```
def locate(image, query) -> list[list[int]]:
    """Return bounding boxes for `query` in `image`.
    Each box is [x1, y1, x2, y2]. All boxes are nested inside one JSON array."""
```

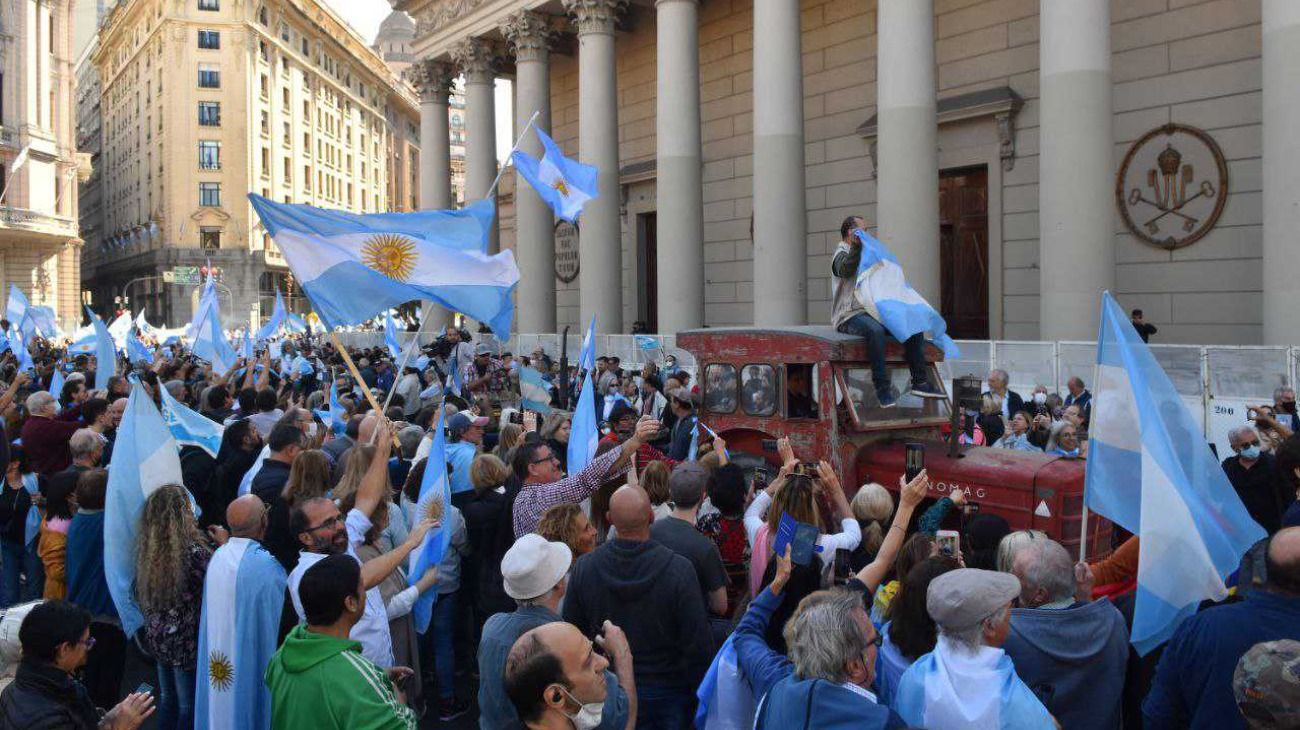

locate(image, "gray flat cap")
[[927, 568, 1020, 630]]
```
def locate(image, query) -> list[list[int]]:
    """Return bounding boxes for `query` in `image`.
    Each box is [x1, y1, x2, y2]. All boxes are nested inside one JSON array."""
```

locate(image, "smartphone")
[[133, 682, 154, 696], [509, 410, 524, 425], [795, 461, 819, 478], [962, 410, 976, 440], [905, 442, 925, 482], [833, 548, 851, 586], [937, 529, 960, 558], [751, 467, 770, 492]]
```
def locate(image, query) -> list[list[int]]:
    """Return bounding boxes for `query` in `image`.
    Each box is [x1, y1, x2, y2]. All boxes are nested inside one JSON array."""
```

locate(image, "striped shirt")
[[513, 446, 628, 538]]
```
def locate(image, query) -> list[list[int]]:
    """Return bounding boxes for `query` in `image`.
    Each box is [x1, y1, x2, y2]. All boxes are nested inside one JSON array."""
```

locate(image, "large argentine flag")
[[1085, 291, 1265, 654], [160, 384, 224, 458], [511, 127, 598, 223], [105, 383, 186, 637], [567, 317, 601, 475], [409, 408, 451, 633], [248, 194, 520, 337], [195, 537, 286, 730], [853, 230, 960, 358], [694, 636, 755, 730]]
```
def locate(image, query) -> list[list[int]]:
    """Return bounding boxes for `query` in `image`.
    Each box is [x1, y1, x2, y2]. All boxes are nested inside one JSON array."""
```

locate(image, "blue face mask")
[[1239, 444, 1261, 461]]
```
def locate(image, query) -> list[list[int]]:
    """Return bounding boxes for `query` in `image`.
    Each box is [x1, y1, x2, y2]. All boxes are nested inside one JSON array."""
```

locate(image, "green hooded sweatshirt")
[[264, 625, 416, 730]]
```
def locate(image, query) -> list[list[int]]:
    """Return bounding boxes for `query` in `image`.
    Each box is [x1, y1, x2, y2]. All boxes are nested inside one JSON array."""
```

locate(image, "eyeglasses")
[[531, 453, 559, 465], [304, 515, 343, 533]]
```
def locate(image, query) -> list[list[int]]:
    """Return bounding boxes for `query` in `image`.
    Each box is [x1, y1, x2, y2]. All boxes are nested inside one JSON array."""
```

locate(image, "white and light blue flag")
[[1085, 291, 1265, 654], [238, 445, 272, 497], [255, 290, 287, 341], [195, 536, 286, 730], [634, 334, 660, 352], [240, 330, 254, 361], [88, 307, 117, 391], [511, 127, 598, 224], [853, 230, 960, 359], [134, 310, 156, 340], [687, 416, 700, 461], [568, 316, 600, 474], [409, 408, 451, 633], [7, 328, 32, 374], [192, 302, 237, 376], [127, 330, 154, 366], [5, 285, 28, 329], [107, 311, 133, 352], [284, 313, 307, 334], [105, 383, 186, 637], [48, 363, 64, 397], [328, 381, 347, 436], [694, 636, 755, 730], [247, 195, 520, 337], [519, 366, 553, 415], [160, 384, 224, 458], [444, 346, 462, 398], [383, 312, 404, 360]]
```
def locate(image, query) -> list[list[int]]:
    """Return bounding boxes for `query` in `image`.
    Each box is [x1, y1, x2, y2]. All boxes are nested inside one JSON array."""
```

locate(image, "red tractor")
[[676, 326, 1111, 558]]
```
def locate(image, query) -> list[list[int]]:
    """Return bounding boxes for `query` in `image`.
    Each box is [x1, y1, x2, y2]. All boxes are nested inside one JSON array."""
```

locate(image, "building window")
[[200, 227, 221, 249], [258, 5, 268, 25], [197, 64, 219, 88], [198, 141, 221, 170], [198, 0, 218, 10], [260, 74, 269, 98], [260, 110, 269, 135], [197, 30, 220, 49], [199, 182, 221, 206], [198, 101, 220, 126], [301, 37, 309, 55]]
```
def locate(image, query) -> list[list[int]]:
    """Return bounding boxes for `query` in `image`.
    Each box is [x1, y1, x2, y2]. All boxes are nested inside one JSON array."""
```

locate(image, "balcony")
[[0, 207, 79, 243]]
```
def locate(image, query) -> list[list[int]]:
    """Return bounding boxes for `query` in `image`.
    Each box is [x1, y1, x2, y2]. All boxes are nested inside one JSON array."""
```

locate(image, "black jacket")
[[0, 661, 101, 730], [250, 460, 297, 571], [0, 481, 33, 545]]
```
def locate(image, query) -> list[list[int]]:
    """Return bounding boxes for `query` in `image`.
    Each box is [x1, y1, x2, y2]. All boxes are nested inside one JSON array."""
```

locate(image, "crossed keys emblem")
[[1125, 145, 1217, 234], [1115, 123, 1230, 251]]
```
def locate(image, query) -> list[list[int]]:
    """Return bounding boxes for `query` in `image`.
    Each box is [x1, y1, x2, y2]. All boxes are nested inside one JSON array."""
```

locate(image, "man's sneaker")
[[438, 698, 471, 721], [908, 379, 946, 399], [876, 386, 898, 409]]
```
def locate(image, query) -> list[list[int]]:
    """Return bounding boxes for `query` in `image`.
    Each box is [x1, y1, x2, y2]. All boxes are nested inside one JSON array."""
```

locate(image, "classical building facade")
[[400, 0, 1292, 346], [79, 0, 422, 328], [0, 0, 89, 329]]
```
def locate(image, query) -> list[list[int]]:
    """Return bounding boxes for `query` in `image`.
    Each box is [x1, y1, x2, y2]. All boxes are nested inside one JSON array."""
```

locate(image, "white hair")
[[1013, 538, 1076, 606], [69, 429, 103, 460], [784, 590, 869, 684], [25, 391, 55, 415], [1228, 425, 1258, 447], [941, 605, 1010, 654]]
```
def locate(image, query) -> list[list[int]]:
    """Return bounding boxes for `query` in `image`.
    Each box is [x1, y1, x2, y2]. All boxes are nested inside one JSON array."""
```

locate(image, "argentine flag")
[[105, 383, 186, 637], [567, 316, 601, 474], [384, 311, 404, 360], [1085, 291, 1265, 654], [328, 381, 348, 436], [409, 408, 451, 633], [519, 366, 552, 415], [256, 290, 287, 341], [88, 307, 117, 391], [107, 310, 133, 351], [195, 536, 286, 730], [160, 384, 224, 458], [248, 194, 520, 337], [48, 363, 64, 397], [5, 285, 28, 329], [7, 328, 32, 374], [135, 309, 156, 339], [694, 636, 755, 730], [284, 312, 307, 334], [852, 230, 960, 359], [511, 127, 598, 224], [127, 330, 154, 365], [192, 300, 237, 376]]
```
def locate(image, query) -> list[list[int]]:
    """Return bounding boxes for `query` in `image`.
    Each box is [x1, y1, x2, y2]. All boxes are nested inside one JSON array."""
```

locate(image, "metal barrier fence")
[[333, 329, 1292, 459]]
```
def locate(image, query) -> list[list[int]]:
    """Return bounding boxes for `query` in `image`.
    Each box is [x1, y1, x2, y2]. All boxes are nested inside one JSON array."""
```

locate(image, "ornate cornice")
[[501, 10, 553, 64], [450, 37, 499, 84], [415, 0, 491, 36], [406, 59, 456, 103], [562, 0, 628, 36]]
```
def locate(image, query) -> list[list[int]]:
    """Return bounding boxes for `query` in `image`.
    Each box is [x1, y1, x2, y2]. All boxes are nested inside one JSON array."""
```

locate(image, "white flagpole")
[[486, 110, 541, 198], [383, 308, 429, 411]]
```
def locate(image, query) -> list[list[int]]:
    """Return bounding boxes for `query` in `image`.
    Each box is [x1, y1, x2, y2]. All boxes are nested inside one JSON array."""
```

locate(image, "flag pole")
[[487, 110, 541, 198], [383, 308, 428, 411], [329, 329, 400, 448]]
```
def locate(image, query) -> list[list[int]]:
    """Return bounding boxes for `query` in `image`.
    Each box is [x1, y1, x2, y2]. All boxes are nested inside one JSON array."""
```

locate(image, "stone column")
[[564, 0, 626, 333], [1039, 0, 1113, 340], [1263, 1, 1300, 344], [410, 59, 457, 331], [655, 0, 703, 332], [877, 0, 940, 303], [452, 37, 500, 253], [752, 0, 806, 325], [504, 11, 556, 334]]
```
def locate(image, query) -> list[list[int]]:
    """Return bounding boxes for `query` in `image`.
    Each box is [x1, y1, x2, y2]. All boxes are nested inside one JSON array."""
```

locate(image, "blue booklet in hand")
[[773, 512, 824, 566]]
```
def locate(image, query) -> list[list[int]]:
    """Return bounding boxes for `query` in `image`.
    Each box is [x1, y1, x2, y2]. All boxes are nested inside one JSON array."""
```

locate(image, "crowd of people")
[[0, 313, 1294, 730]]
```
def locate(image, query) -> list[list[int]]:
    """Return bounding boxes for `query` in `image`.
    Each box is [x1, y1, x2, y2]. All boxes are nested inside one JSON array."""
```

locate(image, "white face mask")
[[558, 686, 603, 730], [1033, 392, 1047, 405]]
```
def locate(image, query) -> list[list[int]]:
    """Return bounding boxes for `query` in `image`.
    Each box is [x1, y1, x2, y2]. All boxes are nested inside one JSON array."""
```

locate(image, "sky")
[[324, 0, 517, 162]]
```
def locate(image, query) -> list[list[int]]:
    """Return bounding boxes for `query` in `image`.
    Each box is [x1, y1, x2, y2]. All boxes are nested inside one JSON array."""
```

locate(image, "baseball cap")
[[474, 343, 492, 356], [669, 462, 709, 506], [448, 411, 489, 436], [926, 568, 1020, 630], [1235, 640, 1300, 728], [501, 534, 573, 600]]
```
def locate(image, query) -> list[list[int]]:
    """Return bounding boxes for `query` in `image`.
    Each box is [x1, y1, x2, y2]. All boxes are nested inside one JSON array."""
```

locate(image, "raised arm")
[[353, 420, 394, 518], [609, 416, 660, 474], [0, 371, 30, 414], [852, 469, 929, 593]]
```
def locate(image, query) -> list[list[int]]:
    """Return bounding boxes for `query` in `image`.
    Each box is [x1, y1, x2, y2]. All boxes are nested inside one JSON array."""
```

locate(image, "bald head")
[[1268, 527, 1300, 595], [227, 494, 268, 540], [607, 485, 652, 539], [358, 413, 380, 444]]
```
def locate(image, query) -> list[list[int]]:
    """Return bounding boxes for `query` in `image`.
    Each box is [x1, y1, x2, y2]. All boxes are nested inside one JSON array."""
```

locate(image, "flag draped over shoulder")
[[1085, 291, 1265, 654], [852, 230, 960, 359], [195, 537, 286, 730], [409, 409, 450, 633], [247, 194, 520, 337], [511, 127, 598, 223], [105, 383, 186, 637], [568, 317, 600, 474], [160, 385, 224, 458]]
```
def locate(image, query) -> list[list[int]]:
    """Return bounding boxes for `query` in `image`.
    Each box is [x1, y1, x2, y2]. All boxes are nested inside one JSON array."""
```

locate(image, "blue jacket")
[[1002, 600, 1128, 730], [732, 585, 793, 699], [65, 510, 116, 619], [446, 441, 477, 495], [476, 605, 628, 730], [1144, 590, 1300, 729]]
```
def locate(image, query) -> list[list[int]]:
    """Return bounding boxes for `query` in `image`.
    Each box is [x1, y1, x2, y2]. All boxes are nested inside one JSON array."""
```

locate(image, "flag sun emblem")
[[208, 650, 235, 692], [423, 495, 445, 524], [362, 233, 418, 282], [551, 178, 570, 198]]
